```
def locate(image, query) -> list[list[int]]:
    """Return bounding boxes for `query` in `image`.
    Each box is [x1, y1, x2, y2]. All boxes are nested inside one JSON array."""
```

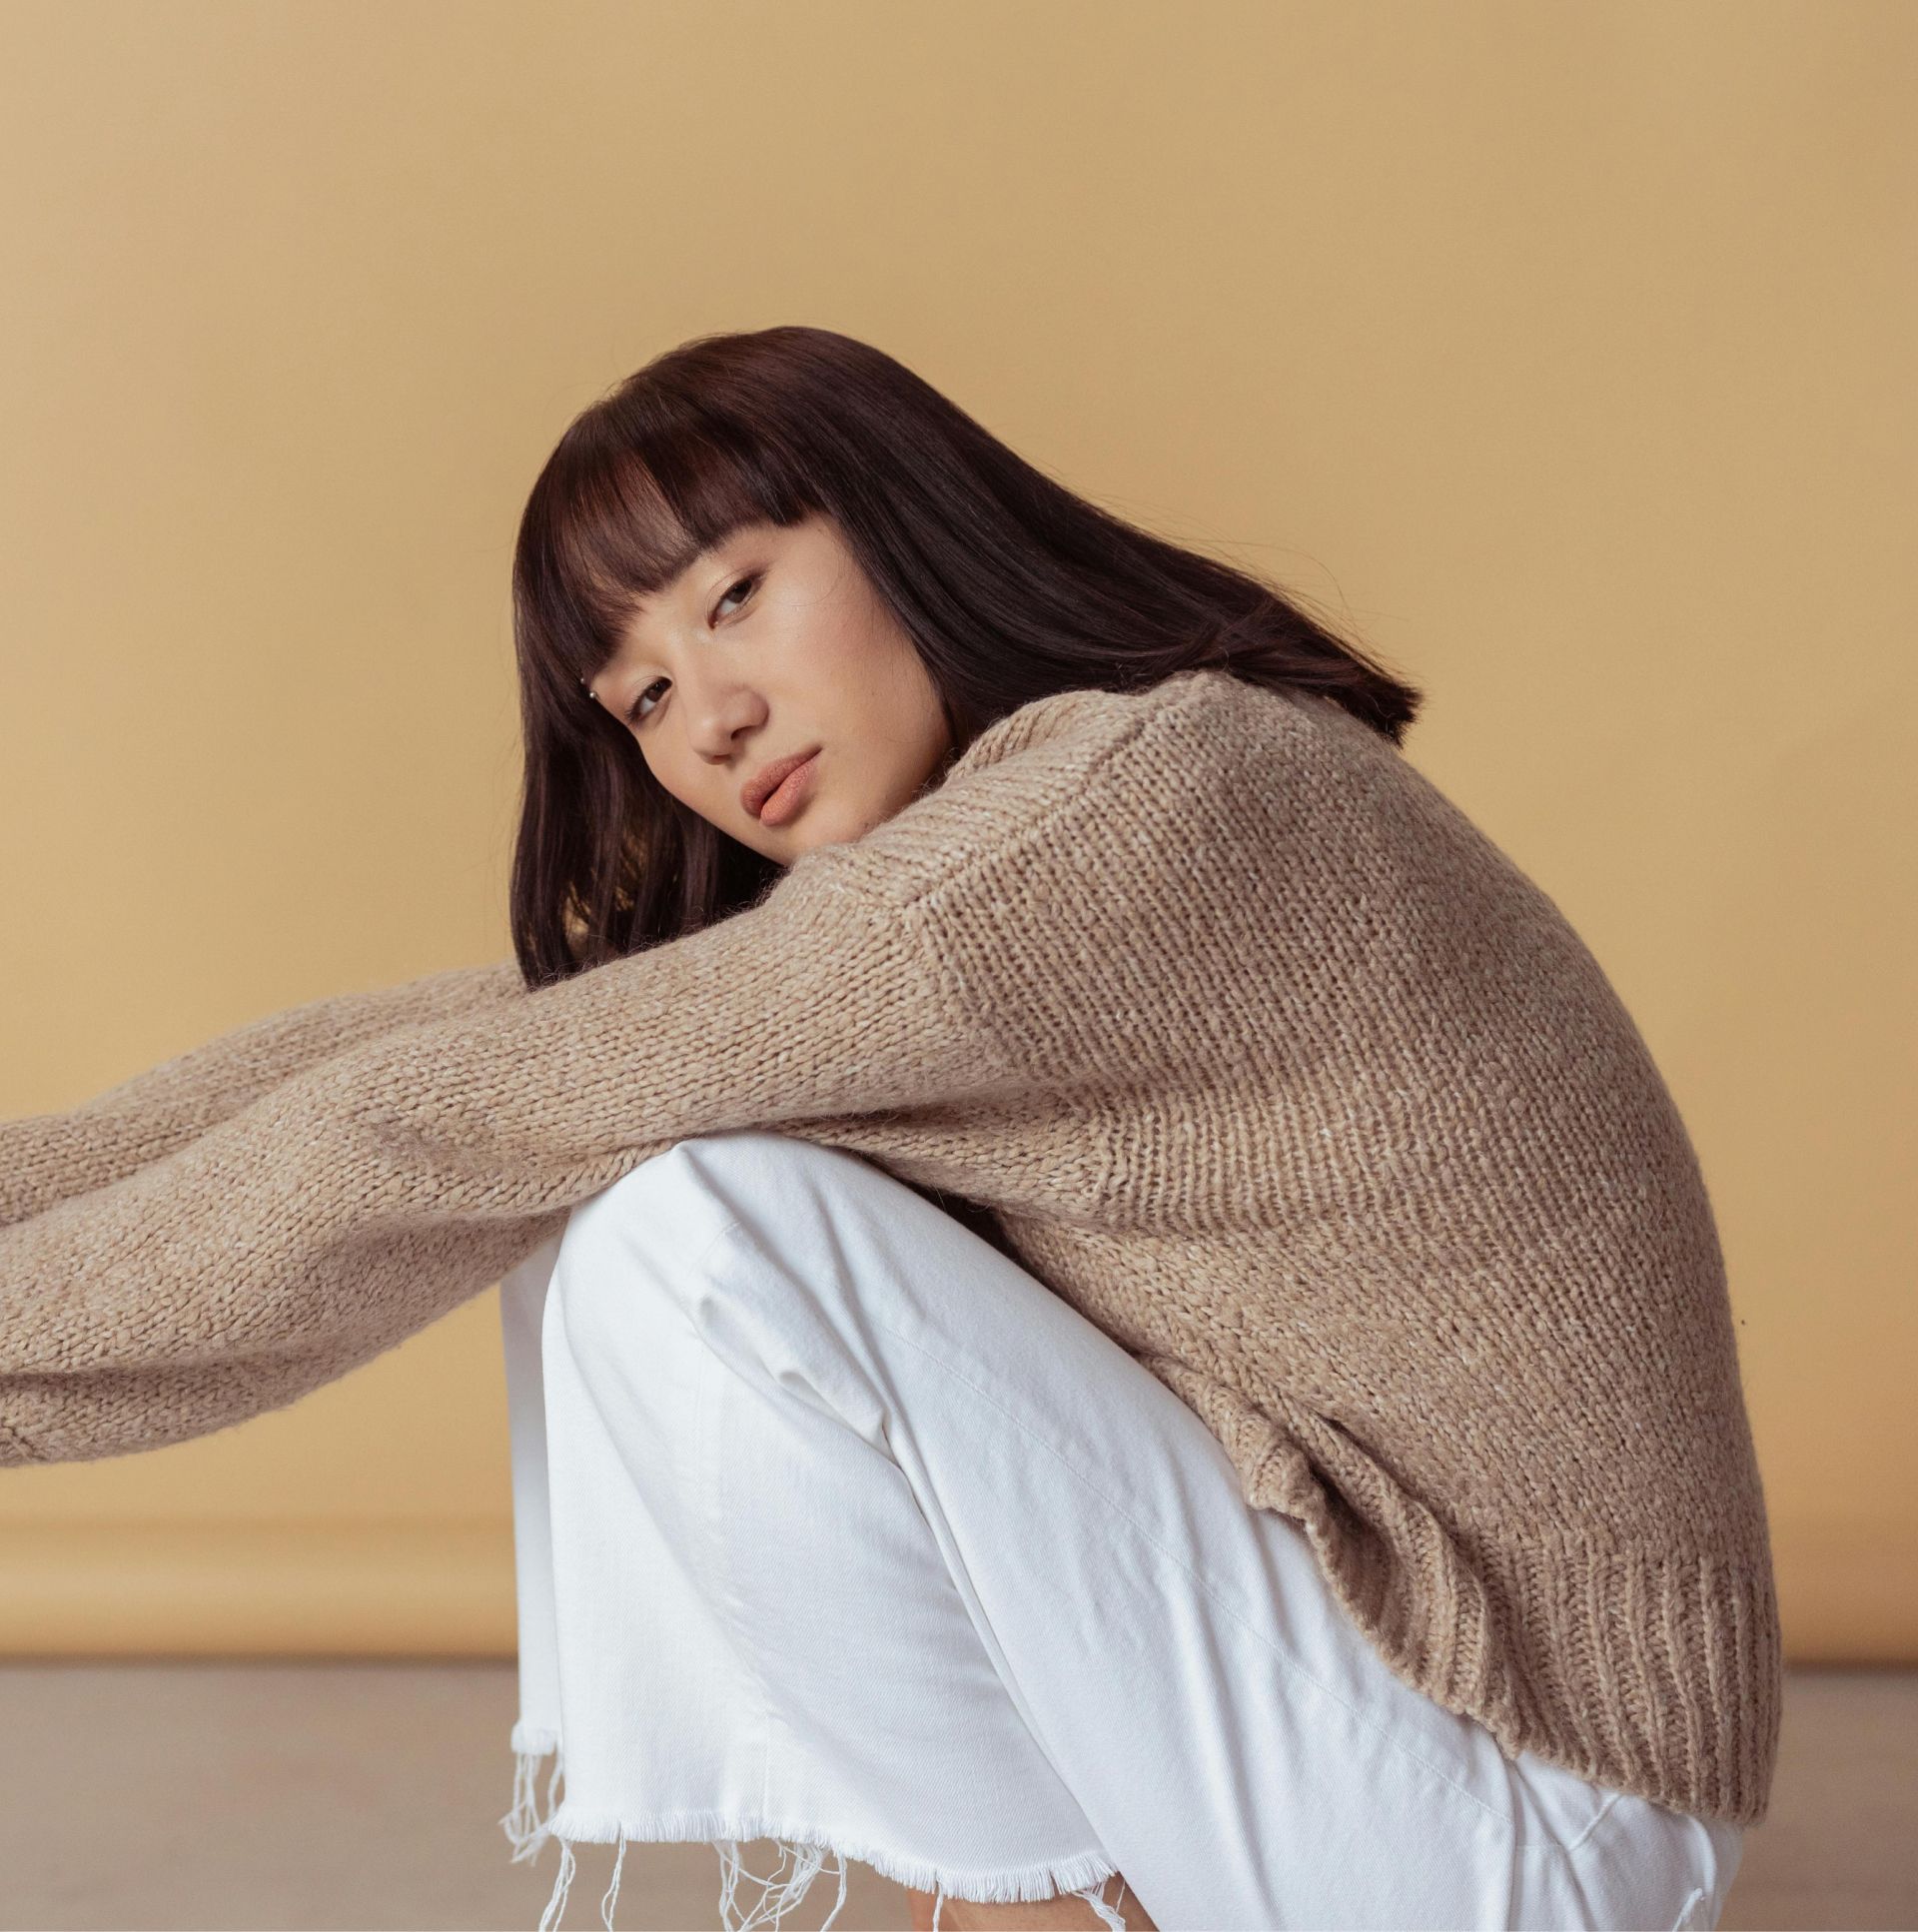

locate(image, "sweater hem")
[[1184, 1372, 1785, 1827]]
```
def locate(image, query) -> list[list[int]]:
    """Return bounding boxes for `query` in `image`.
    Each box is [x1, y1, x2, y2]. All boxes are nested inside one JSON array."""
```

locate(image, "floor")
[[0, 1662, 1910, 1930]]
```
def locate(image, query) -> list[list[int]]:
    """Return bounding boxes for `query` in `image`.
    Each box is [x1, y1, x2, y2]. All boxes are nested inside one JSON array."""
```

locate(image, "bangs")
[[515, 397, 817, 692]]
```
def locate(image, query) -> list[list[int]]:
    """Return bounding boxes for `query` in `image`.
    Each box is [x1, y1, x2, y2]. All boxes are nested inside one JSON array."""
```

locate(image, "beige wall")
[[1, 0, 1910, 1660]]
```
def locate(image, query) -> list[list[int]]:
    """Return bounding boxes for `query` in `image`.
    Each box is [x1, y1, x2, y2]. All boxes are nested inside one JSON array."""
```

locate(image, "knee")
[[561, 1132, 823, 1253], [581, 1130, 861, 1248], [658, 1126, 859, 1200], [545, 1131, 827, 1346]]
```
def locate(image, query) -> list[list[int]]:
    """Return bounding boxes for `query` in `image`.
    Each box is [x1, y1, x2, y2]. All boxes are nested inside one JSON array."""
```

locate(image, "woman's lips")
[[755, 749, 820, 827]]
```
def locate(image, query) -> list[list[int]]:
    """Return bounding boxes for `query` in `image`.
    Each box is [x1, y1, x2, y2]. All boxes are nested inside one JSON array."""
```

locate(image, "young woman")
[[482, 326, 1759, 1932]]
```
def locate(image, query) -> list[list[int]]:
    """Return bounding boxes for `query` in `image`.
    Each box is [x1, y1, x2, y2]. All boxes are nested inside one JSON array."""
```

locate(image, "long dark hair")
[[507, 324, 1422, 990]]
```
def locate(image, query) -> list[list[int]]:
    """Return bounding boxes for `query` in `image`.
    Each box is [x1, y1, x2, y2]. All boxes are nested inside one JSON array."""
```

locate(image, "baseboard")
[[1769, 1511, 1917, 1662], [1, 1509, 1907, 1660], [0, 1518, 516, 1655]]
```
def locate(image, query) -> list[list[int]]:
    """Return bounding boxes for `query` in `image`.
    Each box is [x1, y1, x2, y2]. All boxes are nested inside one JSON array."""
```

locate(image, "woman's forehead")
[[621, 517, 775, 618]]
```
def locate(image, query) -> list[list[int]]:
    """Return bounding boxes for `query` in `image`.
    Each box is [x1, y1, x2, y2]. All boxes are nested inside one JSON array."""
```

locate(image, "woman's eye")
[[626, 572, 760, 726], [713, 571, 760, 621]]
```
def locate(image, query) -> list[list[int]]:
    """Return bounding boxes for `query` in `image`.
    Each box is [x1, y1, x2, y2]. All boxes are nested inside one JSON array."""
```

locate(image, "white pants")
[[495, 1130, 1745, 1932]]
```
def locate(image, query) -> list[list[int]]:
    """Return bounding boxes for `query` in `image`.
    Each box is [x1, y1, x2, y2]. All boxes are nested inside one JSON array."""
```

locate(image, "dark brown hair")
[[507, 325, 1422, 990]]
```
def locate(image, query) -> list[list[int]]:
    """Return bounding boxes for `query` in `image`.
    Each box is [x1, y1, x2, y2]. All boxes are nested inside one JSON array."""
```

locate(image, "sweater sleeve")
[[0, 849, 1009, 1466], [0, 956, 526, 1230]]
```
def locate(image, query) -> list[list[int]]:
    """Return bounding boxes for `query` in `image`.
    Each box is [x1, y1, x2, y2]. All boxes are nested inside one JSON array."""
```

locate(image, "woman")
[[2, 326, 1771, 1932], [483, 326, 1760, 1931]]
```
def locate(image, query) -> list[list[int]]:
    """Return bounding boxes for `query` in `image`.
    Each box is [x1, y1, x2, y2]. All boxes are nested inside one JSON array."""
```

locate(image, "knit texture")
[[0, 666, 1781, 1826]]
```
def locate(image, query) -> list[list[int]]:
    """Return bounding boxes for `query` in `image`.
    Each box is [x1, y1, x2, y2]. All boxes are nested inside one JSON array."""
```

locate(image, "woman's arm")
[[0, 678, 1184, 1466], [1, 955, 524, 1228], [0, 853, 1026, 1466]]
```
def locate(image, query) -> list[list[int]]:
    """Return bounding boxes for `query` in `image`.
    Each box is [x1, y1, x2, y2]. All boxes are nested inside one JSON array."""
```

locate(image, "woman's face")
[[586, 510, 954, 863]]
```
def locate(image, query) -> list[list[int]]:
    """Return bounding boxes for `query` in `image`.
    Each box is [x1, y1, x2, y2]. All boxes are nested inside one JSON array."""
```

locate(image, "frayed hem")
[[499, 1735, 565, 1865], [525, 1801, 1124, 1931], [717, 1836, 851, 1931]]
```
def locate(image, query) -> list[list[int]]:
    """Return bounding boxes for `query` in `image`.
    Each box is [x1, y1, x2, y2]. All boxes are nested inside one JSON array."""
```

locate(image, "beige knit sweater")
[[0, 666, 1781, 1826]]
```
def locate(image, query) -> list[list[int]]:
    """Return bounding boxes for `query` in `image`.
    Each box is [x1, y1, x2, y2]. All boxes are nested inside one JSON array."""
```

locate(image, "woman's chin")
[[759, 802, 845, 861], [764, 782, 903, 858]]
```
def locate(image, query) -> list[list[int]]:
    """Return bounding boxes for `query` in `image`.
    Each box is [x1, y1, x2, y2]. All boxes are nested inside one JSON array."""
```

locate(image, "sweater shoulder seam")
[[889, 670, 1229, 916]]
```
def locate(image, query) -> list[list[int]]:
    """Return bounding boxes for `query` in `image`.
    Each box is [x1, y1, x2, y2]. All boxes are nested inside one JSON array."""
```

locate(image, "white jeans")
[[495, 1130, 1745, 1932]]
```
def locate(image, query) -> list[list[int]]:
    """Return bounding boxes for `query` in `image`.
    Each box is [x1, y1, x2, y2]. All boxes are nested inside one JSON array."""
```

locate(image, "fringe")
[[1080, 1874, 1129, 1932], [537, 1838, 576, 1932], [499, 1732, 565, 1865], [716, 1837, 851, 1930], [502, 1737, 1128, 1930], [601, 1830, 629, 1931], [710, 1836, 1123, 1931]]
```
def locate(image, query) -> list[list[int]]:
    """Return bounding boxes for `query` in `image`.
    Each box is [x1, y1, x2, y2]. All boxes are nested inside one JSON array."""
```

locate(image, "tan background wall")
[[0, 0, 1911, 1661]]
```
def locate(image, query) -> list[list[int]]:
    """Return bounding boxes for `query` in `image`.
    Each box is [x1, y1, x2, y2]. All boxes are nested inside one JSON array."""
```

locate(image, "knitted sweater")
[[0, 666, 1781, 1826]]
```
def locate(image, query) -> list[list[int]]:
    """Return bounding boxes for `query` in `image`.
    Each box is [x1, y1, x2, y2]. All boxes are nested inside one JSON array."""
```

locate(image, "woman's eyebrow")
[[623, 544, 727, 625]]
